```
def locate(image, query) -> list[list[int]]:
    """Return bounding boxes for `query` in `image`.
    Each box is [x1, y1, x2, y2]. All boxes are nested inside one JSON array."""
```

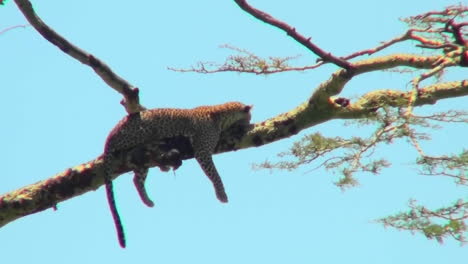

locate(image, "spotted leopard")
[[102, 102, 252, 247]]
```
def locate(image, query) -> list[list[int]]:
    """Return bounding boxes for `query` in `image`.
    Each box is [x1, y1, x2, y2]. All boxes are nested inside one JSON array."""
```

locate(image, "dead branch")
[[13, 0, 145, 113], [233, 0, 354, 71]]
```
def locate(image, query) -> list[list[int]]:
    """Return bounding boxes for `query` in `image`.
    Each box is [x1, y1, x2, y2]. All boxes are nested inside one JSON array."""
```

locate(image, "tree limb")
[[2, 51, 466, 228], [233, 0, 354, 71], [13, 0, 144, 113]]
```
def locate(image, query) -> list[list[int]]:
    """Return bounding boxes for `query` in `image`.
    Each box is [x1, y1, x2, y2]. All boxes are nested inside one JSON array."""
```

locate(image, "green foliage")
[[169, 44, 315, 75], [253, 129, 392, 189], [379, 200, 468, 244], [256, 105, 467, 243], [417, 150, 468, 185]]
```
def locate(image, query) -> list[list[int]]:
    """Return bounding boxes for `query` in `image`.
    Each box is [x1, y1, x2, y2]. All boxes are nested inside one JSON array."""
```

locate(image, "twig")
[[343, 31, 412, 60], [0, 24, 29, 35]]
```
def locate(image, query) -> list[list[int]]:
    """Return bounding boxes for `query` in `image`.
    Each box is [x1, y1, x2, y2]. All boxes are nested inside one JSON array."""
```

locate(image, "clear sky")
[[1, 0, 467, 263]]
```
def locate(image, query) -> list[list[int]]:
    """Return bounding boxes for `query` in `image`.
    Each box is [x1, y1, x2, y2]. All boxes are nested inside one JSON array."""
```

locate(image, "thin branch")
[[0, 24, 29, 35], [346, 27, 461, 60], [379, 199, 468, 244], [13, 0, 145, 113], [418, 6, 468, 19], [233, 0, 354, 71], [169, 62, 320, 74], [415, 43, 459, 50], [343, 31, 413, 60], [414, 110, 468, 123], [169, 45, 321, 75], [447, 20, 468, 46]]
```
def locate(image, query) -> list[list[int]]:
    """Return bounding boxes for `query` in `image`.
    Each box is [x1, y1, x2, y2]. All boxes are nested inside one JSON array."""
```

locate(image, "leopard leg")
[[194, 150, 228, 203], [133, 167, 154, 207]]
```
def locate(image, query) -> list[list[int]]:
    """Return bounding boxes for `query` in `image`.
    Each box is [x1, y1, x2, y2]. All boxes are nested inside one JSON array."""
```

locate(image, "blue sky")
[[1, 0, 467, 263]]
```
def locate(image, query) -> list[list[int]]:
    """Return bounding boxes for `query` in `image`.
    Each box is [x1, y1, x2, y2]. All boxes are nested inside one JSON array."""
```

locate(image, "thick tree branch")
[[2, 51, 466, 228], [235, 79, 468, 150], [13, 0, 144, 113], [308, 53, 444, 107], [233, 0, 354, 71], [335, 80, 468, 119], [0, 127, 240, 228], [1, 80, 464, 228]]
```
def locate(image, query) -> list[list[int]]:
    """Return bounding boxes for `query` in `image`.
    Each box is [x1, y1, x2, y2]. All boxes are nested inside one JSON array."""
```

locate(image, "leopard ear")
[[244, 105, 253, 112]]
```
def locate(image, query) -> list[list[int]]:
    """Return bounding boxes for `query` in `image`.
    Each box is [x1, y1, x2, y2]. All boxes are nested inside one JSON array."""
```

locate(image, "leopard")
[[101, 101, 252, 248]]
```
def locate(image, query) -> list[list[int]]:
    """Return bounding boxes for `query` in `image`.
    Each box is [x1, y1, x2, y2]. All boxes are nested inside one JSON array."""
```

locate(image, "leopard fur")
[[102, 102, 252, 248]]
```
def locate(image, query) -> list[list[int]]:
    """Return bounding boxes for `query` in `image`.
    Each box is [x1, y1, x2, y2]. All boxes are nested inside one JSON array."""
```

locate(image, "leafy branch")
[[254, 107, 466, 188], [379, 199, 468, 244], [417, 150, 468, 186], [168, 45, 314, 75]]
